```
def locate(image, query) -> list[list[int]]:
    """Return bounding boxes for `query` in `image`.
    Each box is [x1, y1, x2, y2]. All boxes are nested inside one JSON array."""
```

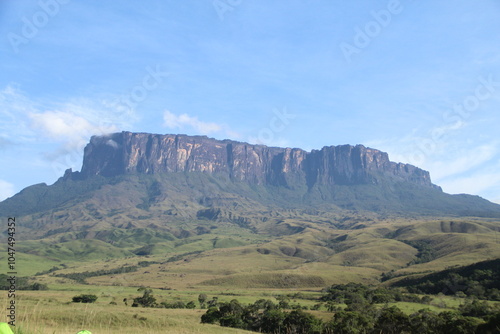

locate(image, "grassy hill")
[[0, 170, 499, 299]]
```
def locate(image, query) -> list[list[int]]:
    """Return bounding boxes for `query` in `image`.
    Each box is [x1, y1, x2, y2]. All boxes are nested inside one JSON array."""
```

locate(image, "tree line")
[[200, 296, 500, 334], [392, 258, 500, 300]]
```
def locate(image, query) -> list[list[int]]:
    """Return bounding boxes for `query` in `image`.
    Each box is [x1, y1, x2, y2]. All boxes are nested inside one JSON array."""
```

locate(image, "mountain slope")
[[1, 132, 500, 284], [2, 132, 500, 221]]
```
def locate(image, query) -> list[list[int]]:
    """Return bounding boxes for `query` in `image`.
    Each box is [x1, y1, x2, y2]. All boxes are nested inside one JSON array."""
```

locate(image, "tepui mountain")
[[1, 131, 500, 242]]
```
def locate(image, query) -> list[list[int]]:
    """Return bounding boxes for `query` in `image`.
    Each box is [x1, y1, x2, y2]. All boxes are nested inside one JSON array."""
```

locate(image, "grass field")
[[2, 292, 257, 334], [4, 286, 492, 334], [2, 216, 499, 332]]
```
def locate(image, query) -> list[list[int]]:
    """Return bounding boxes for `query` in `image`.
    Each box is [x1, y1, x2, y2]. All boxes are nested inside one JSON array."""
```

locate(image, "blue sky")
[[1, 0, 499, 204]]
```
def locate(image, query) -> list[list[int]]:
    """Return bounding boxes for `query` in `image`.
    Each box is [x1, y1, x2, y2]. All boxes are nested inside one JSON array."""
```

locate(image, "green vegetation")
[[132, 288, 157, 307], [321, 282, 428, 305], [55, 265, 139, 284], [201, 283, 500, 333], [201, 273, 326, 289], [1, 164, 500, 332], [201, 298, 500, 333], [130, 288, 201, 310], [401, 240, 437, 265], [392, 258, 500, 300], [0, 274, 48, 291], [72, 294, 98, 303]]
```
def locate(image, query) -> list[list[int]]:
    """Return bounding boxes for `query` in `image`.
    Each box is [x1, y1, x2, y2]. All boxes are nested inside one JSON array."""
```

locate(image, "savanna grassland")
[[2, 214, 500, 333]]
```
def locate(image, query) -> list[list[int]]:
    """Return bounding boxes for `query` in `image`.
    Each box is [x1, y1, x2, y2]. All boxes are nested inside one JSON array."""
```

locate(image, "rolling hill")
[[1, 131, 499, 288]]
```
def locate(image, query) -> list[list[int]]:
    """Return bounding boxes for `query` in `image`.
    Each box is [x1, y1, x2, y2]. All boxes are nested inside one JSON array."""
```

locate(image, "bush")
[[374, 306, 411, 334], [133, 288, 156, 308], [459, 299, 494, 318], [201, 307, 221, 324], [329, 310, 375, 334], [283, 309, 323, 334], [72, 294, 98, 303]]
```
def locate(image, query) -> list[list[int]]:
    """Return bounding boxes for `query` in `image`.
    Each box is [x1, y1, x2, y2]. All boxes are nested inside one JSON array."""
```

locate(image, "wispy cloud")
[[163, 110, 221, 134], [425, 144, 498, 181], [0, 85, 133, 150], [0, 85, 38, 142], [439, 170, 500, 197], [365, 135, 500, 202], [29, 110, 115, 151], [0, 85, 138, 178], [162, 110, 239, 139], [0, 180, 15, 201]]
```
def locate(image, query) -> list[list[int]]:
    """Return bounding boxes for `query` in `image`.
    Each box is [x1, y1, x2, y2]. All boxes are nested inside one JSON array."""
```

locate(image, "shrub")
[[72, 294, 98, 303], [133, 288, 157, 307]]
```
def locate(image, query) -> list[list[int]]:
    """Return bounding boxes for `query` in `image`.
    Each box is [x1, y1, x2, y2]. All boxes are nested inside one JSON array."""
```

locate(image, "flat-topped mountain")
[[2, 131, 500, 236], [1, 131, 500, 287], [78, 132, 436, 189]]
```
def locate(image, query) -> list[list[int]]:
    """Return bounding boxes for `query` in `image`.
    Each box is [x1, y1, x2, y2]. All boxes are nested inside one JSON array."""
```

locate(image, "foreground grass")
[[4, 286, 483, 334], [4, 298, 254, 334]]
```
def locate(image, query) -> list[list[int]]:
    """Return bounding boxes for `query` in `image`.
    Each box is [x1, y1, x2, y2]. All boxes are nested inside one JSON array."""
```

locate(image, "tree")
[[477, 312, 500, 334], [283, 309, 323, 334], [438, 311, 481, 334], [172, 301, 186, 309], [459, 299, 493, 317], [201, 307, 221, 324], [373, 306, 410, 334], [311, 303, 322, 311], [261, 308, 286, 333], [186, 301, 196, 309], [132, 288, 156, 308], [275, 295, 291, 309], [330, 310, 374, 334], [30, 282, 48, 290], [198, 293, 208, 308], [207, 296, 219, 308], [253, 299, 276, 310], [409, 309, 444, 334], [219, 300, 245, 329]]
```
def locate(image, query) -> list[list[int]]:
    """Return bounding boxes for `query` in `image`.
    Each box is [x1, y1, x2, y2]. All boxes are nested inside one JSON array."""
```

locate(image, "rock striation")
[[78, 132, 438, 189]]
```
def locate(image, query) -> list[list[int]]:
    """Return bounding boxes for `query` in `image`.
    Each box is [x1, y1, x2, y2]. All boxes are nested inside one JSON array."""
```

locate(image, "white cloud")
[[0, 85, 38, 142], [0, 85, 133, 152], [366, 134, 500, 201], [163, 110, 222, 134], [0, 85, 139, 180], [106, 139, 119, 149], [439, 172, 500, 197], [424, 144, 498, 181], [247, 135, 291, 148], [0, 180, 16, 201], [29, 110, 117, 150], [30, 111, 96, 140]]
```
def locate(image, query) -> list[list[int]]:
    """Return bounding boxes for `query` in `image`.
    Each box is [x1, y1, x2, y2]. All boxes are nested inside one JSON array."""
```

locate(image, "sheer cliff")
[[78, 132, 437, 190], [2, 131, 500, 225]]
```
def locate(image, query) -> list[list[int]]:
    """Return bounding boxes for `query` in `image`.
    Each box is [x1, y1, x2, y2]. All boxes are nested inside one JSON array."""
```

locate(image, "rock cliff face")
[[79, 132, 437, 189]]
